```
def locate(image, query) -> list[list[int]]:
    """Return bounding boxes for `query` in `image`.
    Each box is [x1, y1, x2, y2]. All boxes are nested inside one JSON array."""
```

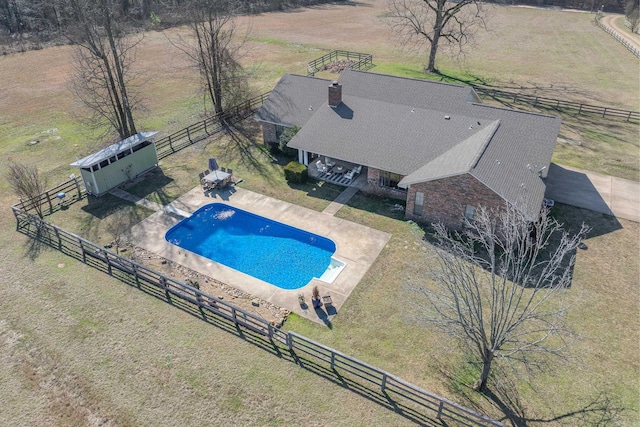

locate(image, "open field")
[[1, 1, 639, 425]]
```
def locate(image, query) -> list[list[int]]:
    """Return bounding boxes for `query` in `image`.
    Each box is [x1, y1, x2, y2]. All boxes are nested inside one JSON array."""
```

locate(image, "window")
[[379, 171, 403, 188], [117, 150, 130, 160], [414, 191, 424, 216], [464, 205, 475, 225], [132, 140, 151, 152]]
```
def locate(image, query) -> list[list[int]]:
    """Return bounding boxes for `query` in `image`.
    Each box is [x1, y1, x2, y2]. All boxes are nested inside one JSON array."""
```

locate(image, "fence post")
[[79, 239, 87, 263], [54, 226, 61, 250], [381, 372, 387, 392], [186, 127, 192, 143], [602, 108, 607, 118], [103, 249, 112, 275], [72, 176, 82, 199], [286, 332, 293, 351], [45, 192, 53, 213], [436, 400, 445, 419]]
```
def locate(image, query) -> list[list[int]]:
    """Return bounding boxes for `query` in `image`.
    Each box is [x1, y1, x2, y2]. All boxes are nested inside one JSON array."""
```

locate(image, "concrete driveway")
[[544, 163, 640, 222]]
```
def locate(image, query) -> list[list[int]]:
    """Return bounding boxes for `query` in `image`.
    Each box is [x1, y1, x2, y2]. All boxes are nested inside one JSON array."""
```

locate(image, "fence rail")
[[307, 50, 373, 76], [595, 14, 640, 59], [154, 92, 271, 159], [287, 332, 504, 427], [15, 175, 85, 216], [11, 198, 504, 426], [473, 86, 640, 122]]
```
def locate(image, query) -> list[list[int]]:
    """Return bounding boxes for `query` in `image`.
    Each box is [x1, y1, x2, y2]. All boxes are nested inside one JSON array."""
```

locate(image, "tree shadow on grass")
[[437, 362, 624, 427], [483, 376, 625, 426]]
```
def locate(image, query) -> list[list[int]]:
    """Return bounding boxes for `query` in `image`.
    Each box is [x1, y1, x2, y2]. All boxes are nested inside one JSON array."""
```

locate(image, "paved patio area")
[[127, 186, 390, 324]]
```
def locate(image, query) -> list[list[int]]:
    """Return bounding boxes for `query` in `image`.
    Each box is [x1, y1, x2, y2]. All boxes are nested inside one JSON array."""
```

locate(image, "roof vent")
[[444, 115, 451, 120]]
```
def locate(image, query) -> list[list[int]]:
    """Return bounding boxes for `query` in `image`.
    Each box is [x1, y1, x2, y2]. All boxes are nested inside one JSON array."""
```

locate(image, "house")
[[255, 70, 561, 229]]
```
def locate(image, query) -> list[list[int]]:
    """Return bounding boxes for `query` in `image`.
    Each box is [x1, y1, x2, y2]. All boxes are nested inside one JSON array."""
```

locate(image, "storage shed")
[[70, 131, 159, 196]]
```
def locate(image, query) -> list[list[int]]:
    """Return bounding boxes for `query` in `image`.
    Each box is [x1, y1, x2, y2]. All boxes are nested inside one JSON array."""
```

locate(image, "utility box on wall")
[[70, 131, 159, 196]]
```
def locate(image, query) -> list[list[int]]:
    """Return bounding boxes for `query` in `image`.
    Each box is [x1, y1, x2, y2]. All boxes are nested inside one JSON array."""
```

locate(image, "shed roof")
[[70, 131, 158, 168]]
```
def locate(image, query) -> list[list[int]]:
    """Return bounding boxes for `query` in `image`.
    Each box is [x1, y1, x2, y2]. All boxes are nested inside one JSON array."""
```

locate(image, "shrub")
[[284, 161, 308, 184], [278, 126, 300, 157]]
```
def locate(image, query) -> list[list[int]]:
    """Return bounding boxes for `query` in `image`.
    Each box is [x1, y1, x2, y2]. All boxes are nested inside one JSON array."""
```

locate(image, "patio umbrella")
[[208, 158, 219, 171]]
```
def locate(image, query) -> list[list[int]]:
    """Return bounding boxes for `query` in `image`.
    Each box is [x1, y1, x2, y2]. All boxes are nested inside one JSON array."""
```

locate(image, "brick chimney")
[[328, 81, 342, 107]]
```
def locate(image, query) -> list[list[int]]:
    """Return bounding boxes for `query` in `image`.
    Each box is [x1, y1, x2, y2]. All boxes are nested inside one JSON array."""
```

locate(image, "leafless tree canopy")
[[386, 0, 487, 72], [66, 0, 141, 140], [409, 205, 589, 392], [168, 0, 251, 117], [7, 160, 48, 219]]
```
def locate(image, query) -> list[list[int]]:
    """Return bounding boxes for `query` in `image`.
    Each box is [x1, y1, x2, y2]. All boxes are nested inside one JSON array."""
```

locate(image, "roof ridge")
[[468, 102, 561, 120], [342, 69, 470, 90]]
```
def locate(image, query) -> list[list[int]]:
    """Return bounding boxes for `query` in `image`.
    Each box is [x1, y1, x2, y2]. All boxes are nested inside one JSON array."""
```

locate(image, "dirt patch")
[[321, 59, 356, 73], [127, 246, 289, 327]]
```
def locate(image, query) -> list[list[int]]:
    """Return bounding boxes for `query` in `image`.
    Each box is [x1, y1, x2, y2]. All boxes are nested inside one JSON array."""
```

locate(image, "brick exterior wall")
[[405, 174, 506, 229], [261, 123, 277, 145], [362, 167, 408, 200]]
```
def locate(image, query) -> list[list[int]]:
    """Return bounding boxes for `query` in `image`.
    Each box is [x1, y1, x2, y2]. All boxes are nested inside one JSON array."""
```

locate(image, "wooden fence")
[[14, 175, 85, 217], [307, 50, 374, 76], [473, 86, 640, 122], [11, 201, 505, 427], [154, 92, 271, 159], [595, 14, 640, 59]]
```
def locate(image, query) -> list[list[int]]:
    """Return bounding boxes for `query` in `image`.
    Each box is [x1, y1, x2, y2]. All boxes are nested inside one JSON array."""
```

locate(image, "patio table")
[[202, 170, 231, 187]]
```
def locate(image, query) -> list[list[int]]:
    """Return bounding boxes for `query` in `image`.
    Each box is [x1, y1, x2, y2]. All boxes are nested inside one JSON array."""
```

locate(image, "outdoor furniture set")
[[315, 159, 361, 182], [200, 167, 232, 192]]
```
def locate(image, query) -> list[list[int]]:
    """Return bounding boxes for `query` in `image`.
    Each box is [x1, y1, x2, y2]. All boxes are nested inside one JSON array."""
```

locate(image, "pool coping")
[[128, 186, 391, 325]]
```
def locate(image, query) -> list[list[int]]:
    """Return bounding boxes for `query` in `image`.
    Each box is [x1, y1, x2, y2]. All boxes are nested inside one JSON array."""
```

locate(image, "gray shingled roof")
[[254, 74, 332, 127], [257, 70, 561, 220], [290, 97, 496, 176]]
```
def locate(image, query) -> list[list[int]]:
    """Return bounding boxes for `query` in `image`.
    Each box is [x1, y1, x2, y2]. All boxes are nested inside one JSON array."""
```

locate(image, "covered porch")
[[300, 151, 365, 187]]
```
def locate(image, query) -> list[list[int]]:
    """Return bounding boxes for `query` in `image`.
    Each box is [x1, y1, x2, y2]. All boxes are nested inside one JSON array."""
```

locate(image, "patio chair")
[[199, 172, 205, 180], [204, 169, 210, 176], [353, 165, 362, 175], [221, 167, 227, 172], [227, 168, 233, 175], [325, 157, 335, 169], [315, 160, 326, 173], [344, 169, 356, 180]]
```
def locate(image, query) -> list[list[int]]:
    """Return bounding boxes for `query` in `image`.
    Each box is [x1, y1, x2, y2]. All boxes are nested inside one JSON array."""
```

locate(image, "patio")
[[309, 157, 366, 187], [128, 186, 390, 325]]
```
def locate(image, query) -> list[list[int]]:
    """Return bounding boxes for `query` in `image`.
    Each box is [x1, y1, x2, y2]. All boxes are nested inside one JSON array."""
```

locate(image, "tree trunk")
[[425, 2, 445, 73], [426, 34, 439, 73], [475, 351, 493, 393]]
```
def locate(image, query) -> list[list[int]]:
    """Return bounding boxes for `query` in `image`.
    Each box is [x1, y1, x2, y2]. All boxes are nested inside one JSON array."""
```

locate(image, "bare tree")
[[7, 160, 48, 219], [65, 0, 141, 140], [626, 0, 639, 33], [409, 205, 588, 393], [104, 205, 136, 254], [170, 0, 250, 117], [386, 0, 488, 73]]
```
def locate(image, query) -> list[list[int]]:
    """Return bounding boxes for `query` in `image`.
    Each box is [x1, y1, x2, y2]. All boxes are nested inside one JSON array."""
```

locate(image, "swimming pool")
[[165, 203, 337, 290]]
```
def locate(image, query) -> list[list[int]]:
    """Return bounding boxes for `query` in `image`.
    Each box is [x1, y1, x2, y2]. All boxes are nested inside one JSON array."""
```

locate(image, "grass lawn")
[[1, 1, 638, 425]]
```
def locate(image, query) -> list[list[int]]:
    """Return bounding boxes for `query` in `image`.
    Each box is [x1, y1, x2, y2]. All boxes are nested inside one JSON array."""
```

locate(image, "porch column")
[[298, 150, 307, 166]]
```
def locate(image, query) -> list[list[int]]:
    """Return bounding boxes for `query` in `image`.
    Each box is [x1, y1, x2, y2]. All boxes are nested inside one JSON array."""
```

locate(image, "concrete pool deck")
[[127, 186, 391, 324]]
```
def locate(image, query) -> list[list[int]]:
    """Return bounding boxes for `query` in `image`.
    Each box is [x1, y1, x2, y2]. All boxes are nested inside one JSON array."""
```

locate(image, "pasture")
[[1, 1, 638, 425]]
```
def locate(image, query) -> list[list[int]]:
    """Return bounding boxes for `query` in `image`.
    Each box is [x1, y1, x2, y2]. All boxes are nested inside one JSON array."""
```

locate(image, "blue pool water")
[[165, 203, 336, 290]]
